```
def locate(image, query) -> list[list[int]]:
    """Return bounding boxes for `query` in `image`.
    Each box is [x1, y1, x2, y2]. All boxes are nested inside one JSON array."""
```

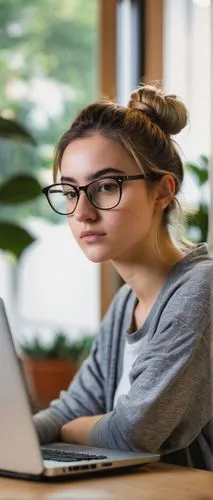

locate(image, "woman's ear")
[[155, 174, 176, 210]]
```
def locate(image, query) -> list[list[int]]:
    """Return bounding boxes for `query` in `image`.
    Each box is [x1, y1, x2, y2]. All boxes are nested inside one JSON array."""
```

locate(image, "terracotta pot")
[[21, 356, 79, 411]]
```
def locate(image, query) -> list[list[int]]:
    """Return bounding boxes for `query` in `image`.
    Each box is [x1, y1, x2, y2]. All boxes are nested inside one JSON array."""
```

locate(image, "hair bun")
[[128, 84, 188, 135]]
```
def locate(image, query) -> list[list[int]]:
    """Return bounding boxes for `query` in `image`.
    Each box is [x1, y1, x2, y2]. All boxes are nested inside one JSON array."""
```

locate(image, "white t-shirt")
[[113, 333, 147, 408]]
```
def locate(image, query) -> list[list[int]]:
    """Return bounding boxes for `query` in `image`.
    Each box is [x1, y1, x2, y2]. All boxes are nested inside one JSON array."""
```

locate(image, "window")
[[163, 0, 211, 240], [0, 0, 100, 340]]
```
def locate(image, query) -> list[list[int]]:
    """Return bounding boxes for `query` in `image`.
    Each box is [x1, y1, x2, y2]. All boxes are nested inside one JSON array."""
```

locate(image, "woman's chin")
[[84, 252, 108, 263], [81, 246, 112, 263]]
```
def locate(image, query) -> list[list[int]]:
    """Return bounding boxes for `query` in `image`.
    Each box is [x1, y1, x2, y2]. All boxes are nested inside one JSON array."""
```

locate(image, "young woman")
[[35, 84, 213, 469]]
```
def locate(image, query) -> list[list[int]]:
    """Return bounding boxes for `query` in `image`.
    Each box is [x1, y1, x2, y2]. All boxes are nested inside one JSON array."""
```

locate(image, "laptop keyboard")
[[41, 447, 107, 462]]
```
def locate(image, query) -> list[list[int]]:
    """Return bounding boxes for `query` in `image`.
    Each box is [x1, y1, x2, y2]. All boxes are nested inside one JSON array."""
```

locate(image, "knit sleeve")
[[89, 317, 211, 453], [32, 288, 121, 445]]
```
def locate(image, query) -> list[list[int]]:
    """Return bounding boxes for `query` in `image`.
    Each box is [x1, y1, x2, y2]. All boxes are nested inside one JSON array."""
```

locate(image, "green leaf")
[[185, 203, 208, 242], [199, 154, 208, 166], [185, 162, 208, 185], [0, 174, 41, 204], [0, 221, 35, 258], [0, 117, 36, 146]]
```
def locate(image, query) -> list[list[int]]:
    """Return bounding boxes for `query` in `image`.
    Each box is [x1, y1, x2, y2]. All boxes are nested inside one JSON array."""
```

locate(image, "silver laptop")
[[0, 297, 159, 479]]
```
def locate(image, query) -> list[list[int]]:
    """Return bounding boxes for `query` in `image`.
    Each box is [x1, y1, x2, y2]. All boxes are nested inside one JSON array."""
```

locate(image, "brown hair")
[[53, 83, 188, 228]]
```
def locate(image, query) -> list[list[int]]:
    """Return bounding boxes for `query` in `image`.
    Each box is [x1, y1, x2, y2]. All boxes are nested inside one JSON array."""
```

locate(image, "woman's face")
[[60, 133, 161, 263]]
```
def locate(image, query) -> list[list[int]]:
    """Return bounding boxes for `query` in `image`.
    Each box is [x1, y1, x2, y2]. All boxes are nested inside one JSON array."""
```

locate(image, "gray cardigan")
[[34, 244, 213, 469]]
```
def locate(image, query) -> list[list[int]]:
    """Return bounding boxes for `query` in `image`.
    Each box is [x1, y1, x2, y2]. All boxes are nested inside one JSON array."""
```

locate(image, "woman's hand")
[[61, 415, 104, 445]]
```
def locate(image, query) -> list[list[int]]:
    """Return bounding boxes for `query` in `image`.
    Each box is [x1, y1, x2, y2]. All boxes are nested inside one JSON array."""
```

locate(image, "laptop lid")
[[0, 298, 44, 476]]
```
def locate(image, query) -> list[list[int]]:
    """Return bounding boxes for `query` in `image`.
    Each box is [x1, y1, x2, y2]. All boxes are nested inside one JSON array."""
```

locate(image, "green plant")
[[0, 116, 41, 258], [0, 117, 36, 146], [20, 331, 95, 364], [184, 155, 209, 243]]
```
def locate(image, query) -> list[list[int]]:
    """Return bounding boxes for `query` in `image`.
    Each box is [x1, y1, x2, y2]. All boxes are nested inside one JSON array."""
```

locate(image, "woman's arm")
[[33, 285, 127, 445], [86, 318, 211, 453], [33, 331, 107, 444]]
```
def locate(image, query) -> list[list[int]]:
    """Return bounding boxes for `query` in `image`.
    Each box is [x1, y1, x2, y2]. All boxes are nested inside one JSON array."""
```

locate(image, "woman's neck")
[[112, 233, 185, 309]]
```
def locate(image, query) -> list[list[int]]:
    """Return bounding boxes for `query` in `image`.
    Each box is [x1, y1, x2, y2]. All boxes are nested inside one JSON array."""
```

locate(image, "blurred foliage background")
[[0, 0, 98, 225], [184, 155, 209, 244]]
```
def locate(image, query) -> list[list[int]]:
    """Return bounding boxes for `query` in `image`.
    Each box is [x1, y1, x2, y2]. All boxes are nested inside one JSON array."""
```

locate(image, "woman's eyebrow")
[[61, 167, 125, 184]]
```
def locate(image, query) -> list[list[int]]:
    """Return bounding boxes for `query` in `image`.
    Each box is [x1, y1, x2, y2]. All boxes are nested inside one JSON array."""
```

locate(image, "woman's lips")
[[80, 231, 106, 242]]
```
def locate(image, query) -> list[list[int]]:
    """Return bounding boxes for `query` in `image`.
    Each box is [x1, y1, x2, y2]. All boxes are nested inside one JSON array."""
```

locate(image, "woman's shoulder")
[[160, 256, 213, 335], [177, 252, 213, 291], [169, 244, 213, 289]]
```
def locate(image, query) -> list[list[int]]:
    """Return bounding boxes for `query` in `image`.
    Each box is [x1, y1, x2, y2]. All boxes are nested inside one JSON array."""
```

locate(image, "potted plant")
[[20, 332, 94, 411]]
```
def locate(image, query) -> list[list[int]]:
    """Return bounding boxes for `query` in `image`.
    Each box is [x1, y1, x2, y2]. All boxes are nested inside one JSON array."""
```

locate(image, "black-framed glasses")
[[42, 174, 145, 215]]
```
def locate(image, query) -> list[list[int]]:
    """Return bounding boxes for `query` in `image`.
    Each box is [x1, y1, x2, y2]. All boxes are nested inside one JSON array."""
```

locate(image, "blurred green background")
[[0, 0, 98, 226]]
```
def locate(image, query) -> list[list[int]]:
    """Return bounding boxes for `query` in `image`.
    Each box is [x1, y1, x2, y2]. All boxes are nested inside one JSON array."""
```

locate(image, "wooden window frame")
[[98, 0, 164, 318]]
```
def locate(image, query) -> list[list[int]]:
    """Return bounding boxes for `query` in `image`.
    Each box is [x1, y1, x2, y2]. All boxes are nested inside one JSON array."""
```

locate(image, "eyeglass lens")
[[48, 178, 121, 214]]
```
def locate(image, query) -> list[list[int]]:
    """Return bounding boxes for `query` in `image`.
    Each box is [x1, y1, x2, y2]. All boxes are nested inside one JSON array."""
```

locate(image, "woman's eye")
[[99, 183, 118, 193], [64, 190, 77, 200]]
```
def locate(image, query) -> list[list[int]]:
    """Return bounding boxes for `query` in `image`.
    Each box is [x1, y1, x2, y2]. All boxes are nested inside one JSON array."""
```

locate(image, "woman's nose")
[[73, 191, 98, 222]]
